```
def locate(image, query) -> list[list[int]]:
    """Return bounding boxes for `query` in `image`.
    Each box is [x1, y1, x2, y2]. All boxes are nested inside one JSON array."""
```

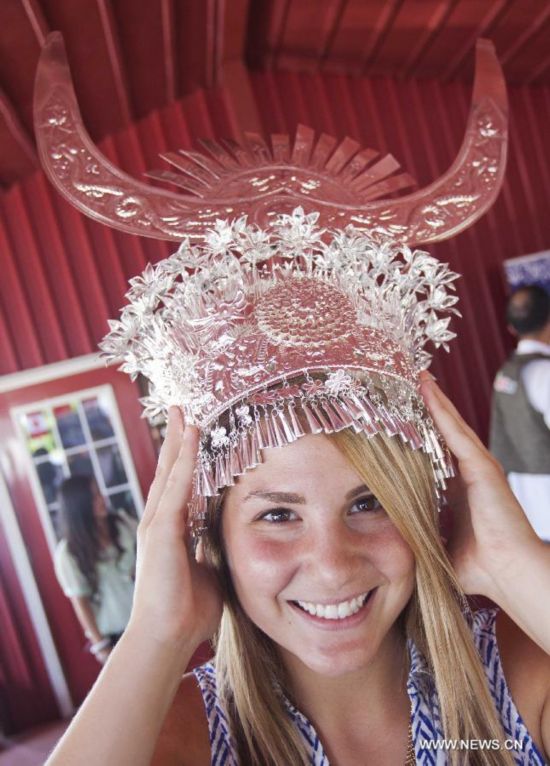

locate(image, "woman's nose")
[[303, 522, 364, 588]]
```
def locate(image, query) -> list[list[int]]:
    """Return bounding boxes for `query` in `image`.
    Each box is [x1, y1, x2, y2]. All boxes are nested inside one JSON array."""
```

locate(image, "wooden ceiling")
[[1, 0, 549, 189]]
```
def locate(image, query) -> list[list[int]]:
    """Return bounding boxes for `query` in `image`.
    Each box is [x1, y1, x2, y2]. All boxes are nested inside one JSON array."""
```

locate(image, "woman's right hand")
[[127, 408, 222, 652]]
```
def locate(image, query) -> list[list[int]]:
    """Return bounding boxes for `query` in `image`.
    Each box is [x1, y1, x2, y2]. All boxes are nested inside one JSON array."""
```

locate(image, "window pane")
[[33, 450, 64, 504], [67, 450, 94, 477], [82, 397, 115, 441], [55, 404, 86, 448], [49, 506, 63, 540], [22, 411, 56, 453], [108, 490, 137, 518], [96, 444, 128, 488]]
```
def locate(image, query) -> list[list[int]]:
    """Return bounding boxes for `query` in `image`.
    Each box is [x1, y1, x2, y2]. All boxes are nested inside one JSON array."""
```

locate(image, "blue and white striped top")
[[193, 609, 546, 765]]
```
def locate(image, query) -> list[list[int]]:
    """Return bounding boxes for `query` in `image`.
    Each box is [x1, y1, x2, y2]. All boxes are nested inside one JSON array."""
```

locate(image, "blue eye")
[[350, 495, 382, 514], [258, 508, 297, 523]]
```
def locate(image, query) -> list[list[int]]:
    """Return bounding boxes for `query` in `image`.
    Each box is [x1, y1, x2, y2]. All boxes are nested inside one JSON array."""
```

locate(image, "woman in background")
[[54, 475, 137, 664]]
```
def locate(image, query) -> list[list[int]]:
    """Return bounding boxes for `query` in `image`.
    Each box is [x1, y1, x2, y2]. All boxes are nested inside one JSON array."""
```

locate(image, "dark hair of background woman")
[[58, 475, 124, 602]]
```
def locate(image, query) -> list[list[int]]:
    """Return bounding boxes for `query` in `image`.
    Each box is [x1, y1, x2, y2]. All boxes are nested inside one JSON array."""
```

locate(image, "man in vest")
[[490, 284, 550, 541]]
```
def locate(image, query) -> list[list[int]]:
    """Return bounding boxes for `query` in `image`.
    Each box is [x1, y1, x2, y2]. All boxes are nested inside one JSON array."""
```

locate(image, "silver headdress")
[[34, 35, 508, 533]]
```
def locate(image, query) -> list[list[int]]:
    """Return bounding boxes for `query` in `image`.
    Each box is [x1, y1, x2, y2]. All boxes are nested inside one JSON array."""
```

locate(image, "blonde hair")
[[203, 429, 514, 766]]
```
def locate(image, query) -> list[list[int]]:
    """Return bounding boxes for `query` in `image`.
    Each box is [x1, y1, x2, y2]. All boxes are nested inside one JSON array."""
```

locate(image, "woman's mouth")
[[290, 589, 375, 621]]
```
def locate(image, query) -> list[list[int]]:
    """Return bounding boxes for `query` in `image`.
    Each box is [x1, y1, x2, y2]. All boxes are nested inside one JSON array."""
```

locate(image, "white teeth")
[[295, 591, 370, 620]]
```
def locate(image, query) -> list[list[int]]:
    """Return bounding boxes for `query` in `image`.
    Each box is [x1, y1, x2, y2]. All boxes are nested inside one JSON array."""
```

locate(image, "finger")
[[140, 407, 185, 530], [420, 378, 490, 470], [421, 377, 485, 452], [152, 424, 200, 533]]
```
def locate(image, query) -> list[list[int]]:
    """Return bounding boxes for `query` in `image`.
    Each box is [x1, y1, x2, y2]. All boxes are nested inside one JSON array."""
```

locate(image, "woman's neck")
[[280, 625, 410, 742], [96, 517, 111, 547]]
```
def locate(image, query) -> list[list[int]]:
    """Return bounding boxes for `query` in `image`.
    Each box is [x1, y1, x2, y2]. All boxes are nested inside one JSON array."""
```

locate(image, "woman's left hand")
[[419, 371, 540, 598]]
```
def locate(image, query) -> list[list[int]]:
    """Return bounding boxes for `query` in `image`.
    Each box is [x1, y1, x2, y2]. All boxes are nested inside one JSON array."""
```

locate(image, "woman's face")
[[222, 434, 415, 678], [91, 482, 108, 520]]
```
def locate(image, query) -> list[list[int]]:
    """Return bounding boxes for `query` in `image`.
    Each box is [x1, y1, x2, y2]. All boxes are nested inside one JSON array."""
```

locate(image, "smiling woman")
[[36, 38, 550, 766], [197, 429, 523, 765]]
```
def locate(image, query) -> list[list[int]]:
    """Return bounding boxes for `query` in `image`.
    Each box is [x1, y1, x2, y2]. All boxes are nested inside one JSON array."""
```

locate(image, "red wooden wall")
[[3, 73, 549, 436], [0, 71, 549, 730]]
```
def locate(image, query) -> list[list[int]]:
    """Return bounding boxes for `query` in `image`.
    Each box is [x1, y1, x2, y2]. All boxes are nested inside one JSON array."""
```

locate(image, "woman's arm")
[[45, 410, 222, 766], [421, 373, 550, 653], [70, 596, 102, 643], [69, 595, 111, 664], [421, 374, 550, 754], [47, 627, 196, 766]]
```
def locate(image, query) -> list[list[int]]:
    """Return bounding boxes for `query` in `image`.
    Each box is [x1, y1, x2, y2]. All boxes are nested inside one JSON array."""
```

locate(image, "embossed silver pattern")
[[100, 209, 460, 531], [34, 35, 507, 246]]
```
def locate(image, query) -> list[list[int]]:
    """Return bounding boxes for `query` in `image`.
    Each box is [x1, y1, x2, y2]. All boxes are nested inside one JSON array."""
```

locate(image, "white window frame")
[[11, 384, 144, 558]]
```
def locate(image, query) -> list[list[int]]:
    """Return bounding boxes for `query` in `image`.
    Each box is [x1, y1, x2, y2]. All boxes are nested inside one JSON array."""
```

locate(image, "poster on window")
[[503, 250, 550, 293]]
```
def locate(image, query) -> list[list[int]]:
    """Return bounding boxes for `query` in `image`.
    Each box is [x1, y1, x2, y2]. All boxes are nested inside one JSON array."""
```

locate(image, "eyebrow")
[[243, 490, 306, 504], [243, 484, 371, 504]]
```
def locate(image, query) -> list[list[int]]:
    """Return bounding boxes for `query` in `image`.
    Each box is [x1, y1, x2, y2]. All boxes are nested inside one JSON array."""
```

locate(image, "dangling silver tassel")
[[318, 399, 348, 432], [214, 453, 224, 489], [215, 450, 233, 488], [311, 400, 334, 432], [430, 431, 446, 461], [339, 393, 365, 421], [352, 392, 377, 425], [199, 461, 217, 496], [256, 416, 269, 449], [189, 493, 208, 536], [329, 397, 356, 429], [300, 400, 324, 434], [264, 412, 279, 447], [230, 442, 244, 477], [379, 405, 398, 437], [195, 464, 204, 496], [272, 408, 289, 447], [287, 400, 306, 438], [421, 425, 435, 455], [406, 421, 423, 450], [223, 449, 234, 486], [358, 418, 381, 439], [240, 429, 252, 470], [398, 420, 413, 446], [276, 406, 297, 442], [249, 427, 261, 468]]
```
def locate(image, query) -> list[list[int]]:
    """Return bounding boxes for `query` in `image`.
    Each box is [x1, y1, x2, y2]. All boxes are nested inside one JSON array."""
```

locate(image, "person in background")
[[490, 285, 550, 542], [54, 475, 138, 663]]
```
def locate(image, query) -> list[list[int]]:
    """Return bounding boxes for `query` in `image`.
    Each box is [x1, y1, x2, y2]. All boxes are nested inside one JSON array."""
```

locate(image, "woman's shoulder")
[[472, 607, 550, 760], [54, 537, 69, 558], [151, 670, 211, 766], [114, 509, 138, 533], [495, 609, 550, 751], [113, 510, 138, 546]]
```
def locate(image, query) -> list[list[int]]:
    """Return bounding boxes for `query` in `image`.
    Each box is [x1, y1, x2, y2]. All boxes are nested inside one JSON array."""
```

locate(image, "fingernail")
[[419, 370, 437, 382]]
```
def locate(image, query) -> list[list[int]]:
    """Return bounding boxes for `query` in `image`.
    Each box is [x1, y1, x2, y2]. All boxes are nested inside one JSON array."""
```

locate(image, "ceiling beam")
[[21, 0, 49, 46], [439, 0, 511, 81], [220, 0, 262, 135], [161, 0, 178, 102], [0, 86, 37, 165], [96, 0, 133, 124], [525, 47, 550, 85], [499, 5, 550, 67]]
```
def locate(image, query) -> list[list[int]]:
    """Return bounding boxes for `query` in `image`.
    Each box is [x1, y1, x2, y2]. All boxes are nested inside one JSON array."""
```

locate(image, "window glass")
[[108, 489, 137, 518], [54, 404, 86, 448], [67, 450, 94, 477], [96, 444, 128, 488], [16, 388, 142, 541], [82, 396, 115, 440]]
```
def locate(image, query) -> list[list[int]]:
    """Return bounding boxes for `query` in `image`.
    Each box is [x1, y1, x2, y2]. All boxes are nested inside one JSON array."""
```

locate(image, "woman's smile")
[[288, 587, 378, 630], [222, 433, 415, 676]]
